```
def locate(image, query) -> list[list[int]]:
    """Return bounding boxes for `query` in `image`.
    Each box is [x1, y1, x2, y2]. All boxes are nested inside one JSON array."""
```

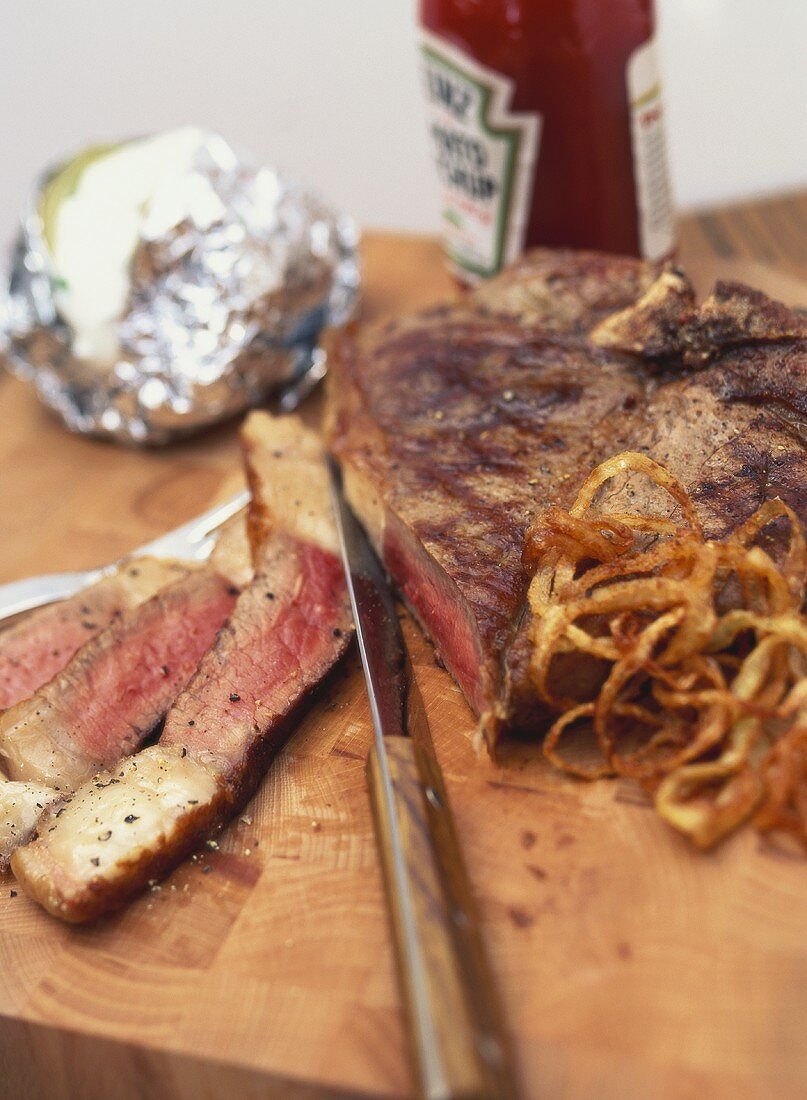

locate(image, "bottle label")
[[626, 36, 676, 261], [419, 29, 541, 281]]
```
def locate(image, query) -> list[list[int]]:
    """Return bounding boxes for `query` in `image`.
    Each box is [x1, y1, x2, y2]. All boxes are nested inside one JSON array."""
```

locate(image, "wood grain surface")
[[0, 193, 806, 1100]]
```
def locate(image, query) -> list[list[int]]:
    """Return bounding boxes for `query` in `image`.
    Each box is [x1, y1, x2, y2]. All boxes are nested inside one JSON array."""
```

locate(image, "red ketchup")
[[418, 0, 676, 282]]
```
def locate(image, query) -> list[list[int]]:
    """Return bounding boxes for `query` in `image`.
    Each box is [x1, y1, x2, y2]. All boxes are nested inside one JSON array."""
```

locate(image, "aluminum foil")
[[0, 129, 359, 444]]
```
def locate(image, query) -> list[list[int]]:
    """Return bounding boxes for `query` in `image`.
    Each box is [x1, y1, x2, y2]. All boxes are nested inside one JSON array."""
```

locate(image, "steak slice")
[[14, 412, 353, 922], [0, 567, 237, 789], [0, 558, 189, 711], [0, 782, 61, 865], [326, 248, 807, 747]]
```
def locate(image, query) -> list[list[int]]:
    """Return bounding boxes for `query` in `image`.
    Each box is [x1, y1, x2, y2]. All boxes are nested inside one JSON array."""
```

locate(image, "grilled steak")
[[209, 514, 253, 589], [0, 782, 60, 865], [14, 412, 353, 922], [326, 248, 807, 747], [0, 558, 189, 711], [0, 567, 237, 789]]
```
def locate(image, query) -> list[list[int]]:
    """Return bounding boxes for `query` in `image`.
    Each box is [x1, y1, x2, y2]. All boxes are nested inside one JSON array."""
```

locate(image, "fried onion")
[[525, 451, 807, 850]]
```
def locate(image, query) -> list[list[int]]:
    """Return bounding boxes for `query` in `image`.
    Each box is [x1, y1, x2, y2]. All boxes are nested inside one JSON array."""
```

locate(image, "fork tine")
[[127, 489, 250, 563], [0, 489, 251, 626]]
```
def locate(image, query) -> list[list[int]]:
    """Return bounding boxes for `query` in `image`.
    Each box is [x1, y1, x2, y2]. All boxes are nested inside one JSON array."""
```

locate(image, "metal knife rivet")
[[476, 1034, 504, 1065], [425, 786, 443, 810], [452, 907, 469, 929]]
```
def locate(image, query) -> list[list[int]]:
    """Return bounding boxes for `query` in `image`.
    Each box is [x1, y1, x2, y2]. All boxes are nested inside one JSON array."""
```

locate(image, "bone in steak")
[[326, 248, 807, 749], [0, 558, 190, 711], [13, 412, 353, 922]]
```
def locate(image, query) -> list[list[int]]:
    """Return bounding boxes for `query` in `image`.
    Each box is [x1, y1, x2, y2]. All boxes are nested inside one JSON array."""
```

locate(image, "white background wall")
[[2, 0, 806, 248]]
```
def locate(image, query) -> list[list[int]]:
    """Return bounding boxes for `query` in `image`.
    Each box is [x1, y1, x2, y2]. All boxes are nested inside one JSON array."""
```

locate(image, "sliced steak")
[[0, 781, 61, 866], [326, 248, 807, 747], [160, 533, 349, 801], [0, 567, 237, 789], [209, 514, 253, 589], [14, 412, 353, 922], [0, 558, 189, 711]]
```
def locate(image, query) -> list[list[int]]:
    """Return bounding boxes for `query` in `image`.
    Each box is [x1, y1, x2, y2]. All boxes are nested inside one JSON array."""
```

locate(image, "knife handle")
[[367, 736, 519, 1100]]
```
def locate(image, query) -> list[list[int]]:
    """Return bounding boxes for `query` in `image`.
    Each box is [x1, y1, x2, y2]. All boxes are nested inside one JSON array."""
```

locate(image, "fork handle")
[[0, 570, 104, 624]]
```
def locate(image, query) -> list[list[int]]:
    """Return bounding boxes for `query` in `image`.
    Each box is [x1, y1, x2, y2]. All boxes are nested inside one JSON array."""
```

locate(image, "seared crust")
[[470, 247, 660, 331], [326, 248, 807, 745], [593, 275, 807, 365], [12, 747, 224, 923]]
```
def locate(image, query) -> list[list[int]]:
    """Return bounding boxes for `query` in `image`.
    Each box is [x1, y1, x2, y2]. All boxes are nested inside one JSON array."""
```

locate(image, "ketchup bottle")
[[418, 0, 676, 282]]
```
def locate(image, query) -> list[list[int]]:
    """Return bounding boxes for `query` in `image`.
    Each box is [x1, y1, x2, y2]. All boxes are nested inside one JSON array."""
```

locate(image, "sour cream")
[[45, 126, 208, 363]]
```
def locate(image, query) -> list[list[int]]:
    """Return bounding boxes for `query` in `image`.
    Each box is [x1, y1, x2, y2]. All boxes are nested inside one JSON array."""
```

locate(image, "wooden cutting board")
[[1, 205, 806, 1100]]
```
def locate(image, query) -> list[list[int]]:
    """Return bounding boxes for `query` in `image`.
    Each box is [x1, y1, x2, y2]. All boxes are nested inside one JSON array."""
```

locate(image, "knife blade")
[[327, 457, 519, 1100]]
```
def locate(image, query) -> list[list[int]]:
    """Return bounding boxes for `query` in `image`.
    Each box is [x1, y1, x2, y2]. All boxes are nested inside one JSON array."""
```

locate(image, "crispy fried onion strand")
[[525, 451, 807, 850]]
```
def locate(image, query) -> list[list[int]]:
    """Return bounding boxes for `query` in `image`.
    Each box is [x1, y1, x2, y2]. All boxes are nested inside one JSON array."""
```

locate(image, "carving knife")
[[327, 457, 519, 1100]]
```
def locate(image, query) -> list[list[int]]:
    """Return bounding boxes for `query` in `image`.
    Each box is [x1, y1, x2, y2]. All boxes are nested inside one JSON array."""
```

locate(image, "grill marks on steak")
[[592, 305, 807, 539], [0, 568, 237, 790], [329, 320, 647, 721], [0, 558, 189, 711], [13, 412, 353, 922], [327, 248, 807, 745]]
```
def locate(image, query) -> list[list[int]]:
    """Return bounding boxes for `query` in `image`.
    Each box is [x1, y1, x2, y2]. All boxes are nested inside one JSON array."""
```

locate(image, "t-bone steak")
[[325, 249, 807, 750]]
